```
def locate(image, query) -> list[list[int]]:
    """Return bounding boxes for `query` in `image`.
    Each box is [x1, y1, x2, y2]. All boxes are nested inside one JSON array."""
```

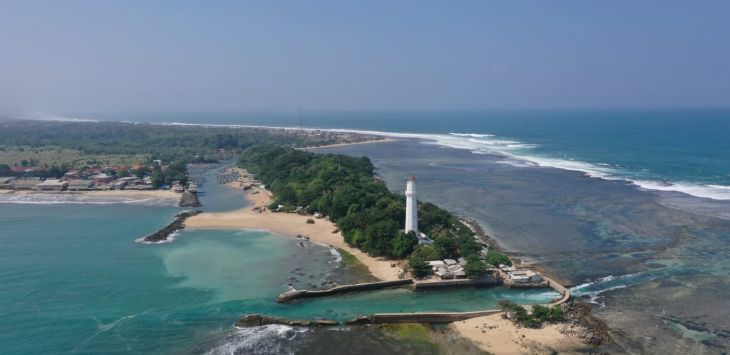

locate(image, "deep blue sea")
[[94, 109, 730, 201], [9, 109, 730, 353]]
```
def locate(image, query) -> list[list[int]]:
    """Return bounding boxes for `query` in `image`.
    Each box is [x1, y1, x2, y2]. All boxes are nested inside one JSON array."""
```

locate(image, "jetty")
[[139, 210, 202, 243], [274, 271, 571, 325]]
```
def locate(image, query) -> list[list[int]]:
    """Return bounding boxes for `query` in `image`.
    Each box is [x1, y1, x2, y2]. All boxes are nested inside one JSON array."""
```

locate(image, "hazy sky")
[[1, 0, 729, 117]]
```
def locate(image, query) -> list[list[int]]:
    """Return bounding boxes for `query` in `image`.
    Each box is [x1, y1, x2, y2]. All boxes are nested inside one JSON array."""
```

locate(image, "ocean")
[[5, 109, 730, 353], [0, 166, 558, 354]]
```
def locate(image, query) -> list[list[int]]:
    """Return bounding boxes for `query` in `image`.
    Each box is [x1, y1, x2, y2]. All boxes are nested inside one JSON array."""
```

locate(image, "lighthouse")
[[405, 176, 418, 234]]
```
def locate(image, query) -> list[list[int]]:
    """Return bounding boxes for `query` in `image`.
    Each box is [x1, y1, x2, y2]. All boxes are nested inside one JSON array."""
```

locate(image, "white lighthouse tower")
[[405, 176, 418, 234]]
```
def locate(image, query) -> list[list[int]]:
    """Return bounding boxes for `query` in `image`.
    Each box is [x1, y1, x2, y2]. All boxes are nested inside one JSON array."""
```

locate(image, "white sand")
[[452, 313, 584, 354], [184, 186, 403, 281]]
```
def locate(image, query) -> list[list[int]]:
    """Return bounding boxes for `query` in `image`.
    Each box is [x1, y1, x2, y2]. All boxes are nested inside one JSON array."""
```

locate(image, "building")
[[507, 270, 543, 285], [35, 179, 69, 192], [0, 177, 16, 189], [67, 180, 93, 191], [92, 173, 114, 185], [11, 178, 42, 190], [405, 176, 418, 234]]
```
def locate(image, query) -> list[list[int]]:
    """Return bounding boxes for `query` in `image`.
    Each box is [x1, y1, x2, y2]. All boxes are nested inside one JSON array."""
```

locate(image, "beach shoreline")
[[184, 185, 403, 281], [303, 137, 394, 150], [1, 189, 181, 200], [185, 176, 590, 352]]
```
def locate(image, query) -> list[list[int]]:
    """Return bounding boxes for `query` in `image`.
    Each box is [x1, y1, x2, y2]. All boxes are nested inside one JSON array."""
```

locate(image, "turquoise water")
[[0, 181, 557, 354], [97, 109, 730, 199]]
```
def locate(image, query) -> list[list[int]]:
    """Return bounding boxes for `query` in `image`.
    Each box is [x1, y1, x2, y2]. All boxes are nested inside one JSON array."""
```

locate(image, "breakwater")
[[346, 310, 504, 325], [277, 279, 413, 302], [413, 276, 499, 289], [236, 314, 337, 328], [138, 210, 202, 243]]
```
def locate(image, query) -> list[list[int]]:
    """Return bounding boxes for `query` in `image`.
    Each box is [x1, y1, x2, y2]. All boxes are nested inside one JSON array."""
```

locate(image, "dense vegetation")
[[498, 301, 565, 328], [239, 145, 503, 277], [0, 119, 358, 179], [0, 120, 357, 164]]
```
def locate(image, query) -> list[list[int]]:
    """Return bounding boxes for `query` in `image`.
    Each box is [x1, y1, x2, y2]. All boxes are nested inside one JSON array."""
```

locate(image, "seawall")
[[346, 310, 504, 325], [413, 276, 499, 289], [277, 279, 413, 302]]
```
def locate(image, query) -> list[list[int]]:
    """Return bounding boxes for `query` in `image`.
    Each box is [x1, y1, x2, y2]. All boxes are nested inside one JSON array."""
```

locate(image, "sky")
[[1, 0, 729, 117]]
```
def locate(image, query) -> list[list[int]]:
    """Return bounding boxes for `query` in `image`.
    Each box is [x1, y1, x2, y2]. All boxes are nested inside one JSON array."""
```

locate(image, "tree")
[[408, 253, 432, 278], [464, 257, 489, 279], [434, 234, 459, 259], [410, 245, 442, 261], [390, 231, 418, 259], [485, 249, 511, 267]]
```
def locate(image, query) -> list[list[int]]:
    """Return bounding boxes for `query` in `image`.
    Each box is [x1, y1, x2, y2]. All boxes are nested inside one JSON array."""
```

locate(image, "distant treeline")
[[0, 120, 346, 163], [239, 145, 510, 278]]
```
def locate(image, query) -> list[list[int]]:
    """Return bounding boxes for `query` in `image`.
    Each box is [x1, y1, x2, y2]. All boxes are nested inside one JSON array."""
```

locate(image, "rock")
[[140, 210, 202, 243], [179, 191, 201, 207], [236, 314, 337, 327]]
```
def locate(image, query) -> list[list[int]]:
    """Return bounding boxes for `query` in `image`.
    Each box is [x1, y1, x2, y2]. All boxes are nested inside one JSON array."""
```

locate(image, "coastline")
[[303, 137, 394, 150], [185, 180, 588, 352], [1, 189, 181, 200], [184, 186, 403, 281]]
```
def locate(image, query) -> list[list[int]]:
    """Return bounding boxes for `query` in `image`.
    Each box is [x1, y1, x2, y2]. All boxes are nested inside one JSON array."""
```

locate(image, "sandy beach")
[[3, 189, 181, 200], [453, 313, 584, 354], [184, 186, 403, 281], [185, 175, 583, 352]]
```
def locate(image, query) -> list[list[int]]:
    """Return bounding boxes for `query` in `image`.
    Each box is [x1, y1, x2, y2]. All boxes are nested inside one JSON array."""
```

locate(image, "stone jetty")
[[235, 314, 337, 328], [139, 210, 202, 243]]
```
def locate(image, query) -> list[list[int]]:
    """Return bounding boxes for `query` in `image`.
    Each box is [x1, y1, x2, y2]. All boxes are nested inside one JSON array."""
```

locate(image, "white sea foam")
[[116, 121, 730, 201], [206, 325, 306, 355], [135, 231, 179, 245], [569, 272, 650, 307], [0, 194, 178, 206], [329, 247, 343, 263]]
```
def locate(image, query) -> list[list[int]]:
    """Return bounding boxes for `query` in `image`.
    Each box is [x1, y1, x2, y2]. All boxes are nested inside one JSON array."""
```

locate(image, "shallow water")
[[0, 191, 556, 354], [320, 139, 730, 353]]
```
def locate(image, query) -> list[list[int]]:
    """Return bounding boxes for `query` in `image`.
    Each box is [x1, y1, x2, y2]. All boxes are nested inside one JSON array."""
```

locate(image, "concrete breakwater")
[[413, 276, 499, 289], [346, 310, 504, 325], [277, 279, 413, 302], [139, 210, 202, 243]]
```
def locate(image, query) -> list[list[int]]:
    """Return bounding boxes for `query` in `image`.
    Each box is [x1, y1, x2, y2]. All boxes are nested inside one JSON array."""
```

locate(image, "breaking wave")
[[205, 325, 306, 355], [0, 194, 179, 206], [156, 122, 730, 201], [570, 273, 652, 307]]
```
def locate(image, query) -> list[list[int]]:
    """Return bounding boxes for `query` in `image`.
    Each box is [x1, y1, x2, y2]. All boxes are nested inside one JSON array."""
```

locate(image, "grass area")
[[0, 146, 149, 167], [336, 248, 379, 283], [380, 323, 443, 353]]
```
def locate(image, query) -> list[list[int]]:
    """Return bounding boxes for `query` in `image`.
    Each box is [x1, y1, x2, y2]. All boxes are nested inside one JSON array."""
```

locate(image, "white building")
[[405, 176, 418, 234]]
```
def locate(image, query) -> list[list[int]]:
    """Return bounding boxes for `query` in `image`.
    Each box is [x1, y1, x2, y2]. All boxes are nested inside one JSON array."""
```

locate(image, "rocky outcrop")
[[178, 191, 201, 207], [561, 300, 613, 346], [140, 210, 202, 243], [235, 314, 337, 327]]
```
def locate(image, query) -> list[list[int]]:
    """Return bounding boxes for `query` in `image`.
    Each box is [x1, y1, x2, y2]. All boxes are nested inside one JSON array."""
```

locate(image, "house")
[[427, 260, 446, 268], [11, 178, 42, 190], [35, 179, 69, 192], [64, 170, 81, 179], [92, 173, 114, 185], [507, 270, 543, 284], [0, 177, 16, 189], [67, 180, 94, 191]]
